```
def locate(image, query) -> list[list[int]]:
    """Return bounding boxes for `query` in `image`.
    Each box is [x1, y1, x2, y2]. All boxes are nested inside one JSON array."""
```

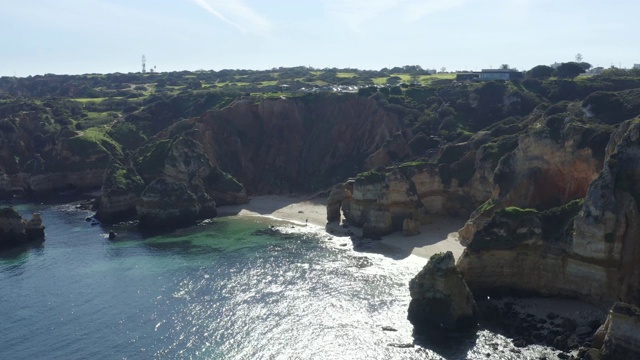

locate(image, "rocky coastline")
[[3, 72, 640, 357]]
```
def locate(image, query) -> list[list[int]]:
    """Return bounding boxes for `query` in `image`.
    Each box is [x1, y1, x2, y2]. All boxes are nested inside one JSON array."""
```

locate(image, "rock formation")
[[0, 207, 44, 251], [98, 135, 247, 227], [136, 178, 207, 228], [457, 118, 640, 306], [196, 95, 411, 194], [95, 161, 145, 223], [408, 251, 478, 331], [590, 302, 640, 360]]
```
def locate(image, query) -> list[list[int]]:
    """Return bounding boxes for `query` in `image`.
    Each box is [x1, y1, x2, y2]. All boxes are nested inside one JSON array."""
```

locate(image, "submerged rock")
[[408, 251, 477, 331]]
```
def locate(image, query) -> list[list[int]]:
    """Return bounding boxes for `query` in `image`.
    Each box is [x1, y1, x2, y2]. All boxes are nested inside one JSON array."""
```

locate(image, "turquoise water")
[[0, 201, 560, 359]]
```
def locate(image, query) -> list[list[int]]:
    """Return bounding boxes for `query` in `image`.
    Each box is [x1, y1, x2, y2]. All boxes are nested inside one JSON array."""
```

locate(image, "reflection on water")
[[0, 202, 564, 360]]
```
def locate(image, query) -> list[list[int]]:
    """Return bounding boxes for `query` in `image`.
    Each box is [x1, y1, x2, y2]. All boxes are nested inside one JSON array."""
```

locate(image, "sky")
[[1, 0, 639, 76]]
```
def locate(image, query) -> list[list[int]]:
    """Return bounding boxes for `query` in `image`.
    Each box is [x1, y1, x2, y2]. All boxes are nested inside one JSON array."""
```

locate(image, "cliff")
[[195, 94, 410, 194], [98, 135, 247, 227], [458, 117, 640, 306]]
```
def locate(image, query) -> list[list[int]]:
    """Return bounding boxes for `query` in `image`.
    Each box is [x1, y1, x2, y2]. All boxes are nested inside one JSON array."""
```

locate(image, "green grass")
[[72, 97, 108, 103], [74, 127, 123, 157], [336, 72, 358, 78]]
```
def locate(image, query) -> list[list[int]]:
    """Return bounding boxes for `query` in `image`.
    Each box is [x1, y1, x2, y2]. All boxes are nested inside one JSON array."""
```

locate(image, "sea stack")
[[0, 208, 45, 251], [407, 251, 478, 332]]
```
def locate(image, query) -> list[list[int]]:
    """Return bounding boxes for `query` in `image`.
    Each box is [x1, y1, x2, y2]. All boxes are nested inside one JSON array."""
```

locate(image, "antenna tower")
[[142, 55, 146, 74]]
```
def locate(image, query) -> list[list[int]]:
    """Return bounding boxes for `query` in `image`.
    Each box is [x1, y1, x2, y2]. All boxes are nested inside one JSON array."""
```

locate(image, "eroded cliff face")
[[98, 136, 247, 227], [98, 94, 410, 226], [196, 95, 410, 194], [337, 162, 492, 237], [459, 114, 607, 243], [458, 118, 640, 306], [0, 110, 120, 196]]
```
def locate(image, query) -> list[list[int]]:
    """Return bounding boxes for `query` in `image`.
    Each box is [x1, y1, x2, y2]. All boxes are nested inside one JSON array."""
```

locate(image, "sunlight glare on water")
[[0, 202, 561, 359]]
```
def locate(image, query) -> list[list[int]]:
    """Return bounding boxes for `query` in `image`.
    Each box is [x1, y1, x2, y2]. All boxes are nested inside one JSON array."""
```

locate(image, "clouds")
[[191, 0, 271, 35]]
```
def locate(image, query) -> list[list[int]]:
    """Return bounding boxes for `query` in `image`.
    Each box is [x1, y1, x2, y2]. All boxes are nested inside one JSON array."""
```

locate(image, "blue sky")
[[1, 0, 639, 76]]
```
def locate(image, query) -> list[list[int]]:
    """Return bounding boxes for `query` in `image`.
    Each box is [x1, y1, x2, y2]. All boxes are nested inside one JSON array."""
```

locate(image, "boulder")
[[408, 251, 478, 331]]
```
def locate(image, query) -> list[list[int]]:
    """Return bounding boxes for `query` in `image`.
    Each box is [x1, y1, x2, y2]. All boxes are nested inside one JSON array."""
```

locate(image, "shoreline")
[[217, 194, 466, 260]]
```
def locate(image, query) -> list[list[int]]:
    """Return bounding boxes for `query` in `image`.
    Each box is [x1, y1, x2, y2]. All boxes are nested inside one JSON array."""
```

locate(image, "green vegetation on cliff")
[[355, 169, 386, 185], [134, 139, 171, 179]]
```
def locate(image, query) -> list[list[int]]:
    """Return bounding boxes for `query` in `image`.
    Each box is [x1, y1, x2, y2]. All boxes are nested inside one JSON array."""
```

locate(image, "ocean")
[[0, 200, 565, 360]]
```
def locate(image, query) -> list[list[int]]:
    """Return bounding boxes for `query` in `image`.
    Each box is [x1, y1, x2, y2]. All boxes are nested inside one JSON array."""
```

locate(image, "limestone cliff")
[[459, 109, 608, 243], [328, 151, 493, 237], [458, 117, 640, 305]]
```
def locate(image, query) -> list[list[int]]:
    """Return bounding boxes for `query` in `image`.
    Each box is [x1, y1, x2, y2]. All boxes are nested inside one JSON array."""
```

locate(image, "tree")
[[556, 62, 585, 79], [500, 64, 510, 70], [575, 53, 583, 62], [386, 76, 402, 85], [578, 62, 592, 71], [528, 65, 555, 79]]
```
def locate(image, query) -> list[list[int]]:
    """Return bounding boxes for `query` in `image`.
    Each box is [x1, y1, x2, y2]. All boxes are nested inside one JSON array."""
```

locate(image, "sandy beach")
[[218, 194, 465, 260]]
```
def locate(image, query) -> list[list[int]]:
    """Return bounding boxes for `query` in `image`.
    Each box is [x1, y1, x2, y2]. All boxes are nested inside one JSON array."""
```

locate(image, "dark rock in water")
[[512, 338, 526, 348], [108, 230, 117, 239], [91, 221, 99, 226], [408, 251, 477, 332], [85, 217, 92, 222], [387, 343, 414, 348], [561, 317, 577, 333], [553, 335, 569, 352], [557, 352, 570, 360], [0, 208, 45, 251], [381, 326, 397, 332]]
